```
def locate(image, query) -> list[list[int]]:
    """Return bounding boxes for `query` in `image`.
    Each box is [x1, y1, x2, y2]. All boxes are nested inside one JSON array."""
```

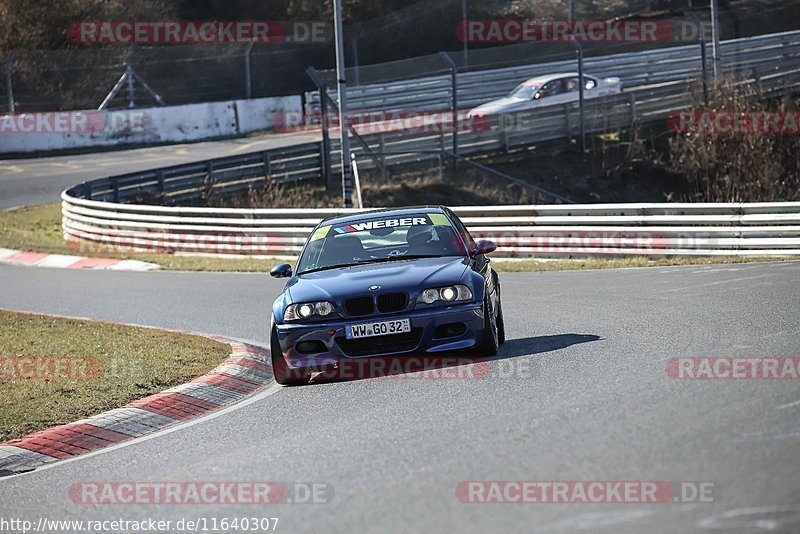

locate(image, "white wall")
[[0, 95, 302, 154], [235, 96, 302, 133]]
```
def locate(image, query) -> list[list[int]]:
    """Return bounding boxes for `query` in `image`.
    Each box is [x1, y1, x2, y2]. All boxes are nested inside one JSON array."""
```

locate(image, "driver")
[[406, 224, 441, 254]]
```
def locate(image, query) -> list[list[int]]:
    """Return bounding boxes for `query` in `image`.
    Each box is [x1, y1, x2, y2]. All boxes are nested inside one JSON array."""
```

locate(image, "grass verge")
[[0, 203, 280, 272], [0, 310, 230, 442], [490, 256, 795, 272], [1, 203, 793, 273]]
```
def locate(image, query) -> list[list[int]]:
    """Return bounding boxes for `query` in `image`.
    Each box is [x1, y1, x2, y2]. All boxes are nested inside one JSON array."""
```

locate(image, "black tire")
[[271, 325, 312, 386], [475, 293, 499, 357], [496, 293, 506, 346]]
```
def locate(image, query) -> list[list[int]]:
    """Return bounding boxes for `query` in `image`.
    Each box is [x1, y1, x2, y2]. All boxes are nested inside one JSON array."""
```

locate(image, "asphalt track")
[[0, 260, 799, 533], [0, 131, 320, 209], [1, 142, 800, 533]]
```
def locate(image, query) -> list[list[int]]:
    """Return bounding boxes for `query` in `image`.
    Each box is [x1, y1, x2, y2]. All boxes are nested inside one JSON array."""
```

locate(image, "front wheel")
[[271, 325, 312, 386], [474, 294, 499, 357], [496, 292, 506, 345]]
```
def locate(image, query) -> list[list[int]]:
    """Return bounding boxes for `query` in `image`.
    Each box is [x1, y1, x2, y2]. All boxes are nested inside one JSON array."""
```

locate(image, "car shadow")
[[490, 333, 601, 362], [307, 333, 601, 385]]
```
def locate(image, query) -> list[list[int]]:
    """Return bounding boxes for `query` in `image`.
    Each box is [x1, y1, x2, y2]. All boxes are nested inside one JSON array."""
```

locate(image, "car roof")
[[320, 205, 449, 227], [521, 72, 595, 85]]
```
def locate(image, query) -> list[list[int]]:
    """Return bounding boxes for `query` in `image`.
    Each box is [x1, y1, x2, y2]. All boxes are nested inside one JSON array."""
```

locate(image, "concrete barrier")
[[0, 95, 302, 154]]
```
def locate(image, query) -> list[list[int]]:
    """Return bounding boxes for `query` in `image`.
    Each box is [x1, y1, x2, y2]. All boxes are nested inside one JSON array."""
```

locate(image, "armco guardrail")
[[61, 194, 800, 258], [71, 142, 326, 205], [306, 30, 800, 115]]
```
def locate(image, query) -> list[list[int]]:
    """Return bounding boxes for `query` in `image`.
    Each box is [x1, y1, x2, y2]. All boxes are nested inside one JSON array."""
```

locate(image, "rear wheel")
[[475, 293, 499, 357], [271, 325, 312, 386]]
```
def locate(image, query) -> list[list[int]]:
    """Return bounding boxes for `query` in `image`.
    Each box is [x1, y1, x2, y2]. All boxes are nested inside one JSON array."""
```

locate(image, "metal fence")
[[299, 29, 800, 175], [306, 30, 800, 117], [67, 143, 326, 206]]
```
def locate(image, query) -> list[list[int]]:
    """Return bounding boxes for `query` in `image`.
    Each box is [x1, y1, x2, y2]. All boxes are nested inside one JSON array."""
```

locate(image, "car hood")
[[286, 256, 471, 303], [469, 96, 527, 115]]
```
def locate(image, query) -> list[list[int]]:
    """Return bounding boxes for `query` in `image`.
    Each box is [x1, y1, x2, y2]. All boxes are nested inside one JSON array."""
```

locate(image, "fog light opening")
[[296, 340, 326, 354], [434, 322, 467, 339]]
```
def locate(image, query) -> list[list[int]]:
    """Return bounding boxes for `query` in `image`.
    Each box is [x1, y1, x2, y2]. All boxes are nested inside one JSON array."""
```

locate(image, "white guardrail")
[[62, 193, 800, 258]]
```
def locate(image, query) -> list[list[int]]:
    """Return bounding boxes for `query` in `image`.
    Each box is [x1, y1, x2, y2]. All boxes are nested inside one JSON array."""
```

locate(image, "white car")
[[467, 73, 623, 118]]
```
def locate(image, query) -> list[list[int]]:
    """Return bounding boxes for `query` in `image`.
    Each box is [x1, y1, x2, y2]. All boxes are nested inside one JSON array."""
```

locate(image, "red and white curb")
[[0, 247, 159, 271], [0, 335, 272, 477]]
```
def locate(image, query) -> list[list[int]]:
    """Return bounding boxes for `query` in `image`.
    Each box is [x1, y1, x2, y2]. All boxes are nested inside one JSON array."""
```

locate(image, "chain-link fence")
[[3, 0, 800, 114], [1, 42, 331, 113]]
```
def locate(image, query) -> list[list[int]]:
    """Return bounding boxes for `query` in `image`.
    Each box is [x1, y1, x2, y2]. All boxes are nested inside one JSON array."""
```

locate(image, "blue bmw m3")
[[269, 206, 504, 385]]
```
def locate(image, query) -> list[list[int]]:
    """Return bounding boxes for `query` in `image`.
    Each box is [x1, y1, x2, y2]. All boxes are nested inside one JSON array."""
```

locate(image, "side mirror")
[[473, 240, 497, 255], [270, 263, 293, 278]]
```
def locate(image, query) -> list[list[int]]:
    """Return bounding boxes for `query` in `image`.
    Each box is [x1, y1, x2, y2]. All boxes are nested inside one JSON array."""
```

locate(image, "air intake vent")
[[377, 293, 408, 313], [344, 296, 374, 316], [336, 328, 423, 357]]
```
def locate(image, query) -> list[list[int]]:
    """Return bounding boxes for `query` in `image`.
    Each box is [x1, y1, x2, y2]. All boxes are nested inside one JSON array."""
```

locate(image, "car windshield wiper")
[[351, 254, 439, 266], [297, 263, 358, 275], [298, 255, 443, 275]]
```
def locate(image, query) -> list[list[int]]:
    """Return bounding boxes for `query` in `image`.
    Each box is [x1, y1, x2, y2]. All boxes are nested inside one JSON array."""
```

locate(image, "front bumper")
[[275, 303, 485, 369]]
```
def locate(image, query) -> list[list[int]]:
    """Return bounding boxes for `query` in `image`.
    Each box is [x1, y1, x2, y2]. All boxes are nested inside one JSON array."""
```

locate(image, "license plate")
[[346, 318, 411, 339]]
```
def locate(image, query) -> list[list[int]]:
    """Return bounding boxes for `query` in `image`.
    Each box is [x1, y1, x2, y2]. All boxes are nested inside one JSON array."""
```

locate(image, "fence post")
[[379, 133, 386, 171], [461, 0, 469, 67], [333, 0, 353, 208], [710, 0, 722, 81], [574, 39, 586, 155], [262, 151, 272, 179], [351, 36, 360, 86], [319, 84, 332, 190], [564, 104, 572, 141], [244, 42, 254, 99], [628, 94, 638, 141], [500, 115, 509, 156], [439, 52, 458, 169], [351, 153, 363, 208], [4, 52, 15, 113], [125, 47, 135, 108], [687, 12, 708, 105]]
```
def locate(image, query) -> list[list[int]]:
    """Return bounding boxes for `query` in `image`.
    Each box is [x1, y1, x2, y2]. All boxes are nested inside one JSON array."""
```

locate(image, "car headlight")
[[417, 285, 472, 304], [284, 301, 335, 321]]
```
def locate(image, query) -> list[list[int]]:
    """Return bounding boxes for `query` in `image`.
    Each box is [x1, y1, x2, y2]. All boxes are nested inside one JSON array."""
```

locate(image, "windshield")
[[508, 83, 540, 99], [296, 212, 466, 274]]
